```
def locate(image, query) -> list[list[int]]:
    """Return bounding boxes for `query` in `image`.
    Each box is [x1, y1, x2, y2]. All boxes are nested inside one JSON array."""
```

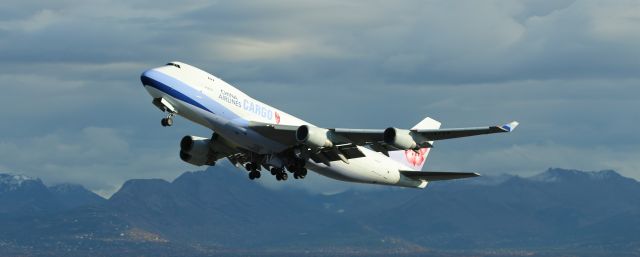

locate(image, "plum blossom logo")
[[274, 111, 281, 124], [404, 148, 429, 167]]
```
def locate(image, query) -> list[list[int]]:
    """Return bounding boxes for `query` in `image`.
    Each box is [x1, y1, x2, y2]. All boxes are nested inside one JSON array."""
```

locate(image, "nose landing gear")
[[161, 113, 175, 127], [152, 97, 178, 127]]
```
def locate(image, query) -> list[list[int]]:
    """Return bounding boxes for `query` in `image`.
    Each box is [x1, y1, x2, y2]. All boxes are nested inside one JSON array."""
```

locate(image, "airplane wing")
[[411, 121, 519, 140], [248, 120, 519, 159], [248, 123, 300, 146], [248, 123, 385, 146], [331, 121, 519, 143], [399, 170, 480, 181]]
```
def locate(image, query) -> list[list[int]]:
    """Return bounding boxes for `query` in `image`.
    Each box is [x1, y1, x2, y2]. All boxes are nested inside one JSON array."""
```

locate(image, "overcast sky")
[[1, 0, 639, 196]]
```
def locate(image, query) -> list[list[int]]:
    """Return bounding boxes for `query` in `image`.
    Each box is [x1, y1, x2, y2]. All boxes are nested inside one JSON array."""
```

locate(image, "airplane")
[[140, 61, 519, 188]]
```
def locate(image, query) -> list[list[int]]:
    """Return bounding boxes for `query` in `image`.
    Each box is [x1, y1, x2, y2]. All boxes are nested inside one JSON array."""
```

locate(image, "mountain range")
[[1, 168, 639, 256]]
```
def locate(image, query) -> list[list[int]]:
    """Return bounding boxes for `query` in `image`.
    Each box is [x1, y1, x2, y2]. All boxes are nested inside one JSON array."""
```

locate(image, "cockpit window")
[[166, 62, 181, 68]]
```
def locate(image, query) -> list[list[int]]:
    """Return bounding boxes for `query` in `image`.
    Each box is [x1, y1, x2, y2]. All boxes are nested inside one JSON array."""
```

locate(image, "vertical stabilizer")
[[388, 117, 441, 171]]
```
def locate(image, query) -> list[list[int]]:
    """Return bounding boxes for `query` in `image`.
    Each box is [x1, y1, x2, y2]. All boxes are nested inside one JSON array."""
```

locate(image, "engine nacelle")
[[383, 127, 418, 150], [179, 150, 213, 166], [180, 136, 210, 156], [296, 125, 333, 149], [179, 135, 216, 166]]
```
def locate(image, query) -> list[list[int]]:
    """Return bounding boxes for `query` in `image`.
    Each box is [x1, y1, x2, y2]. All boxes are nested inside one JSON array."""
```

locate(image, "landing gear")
[[287, 159, 308, 179], [272, 167, 288, 181], [248, 170, 261, 180], [161, 117, 173, 127], [245, 162, 258, 171], [246, 162, 261, 180], [241, 154, 307, 182], [276, 172, 288, 181], [161, 113, 175, 127], [293, 168, 307, 179]]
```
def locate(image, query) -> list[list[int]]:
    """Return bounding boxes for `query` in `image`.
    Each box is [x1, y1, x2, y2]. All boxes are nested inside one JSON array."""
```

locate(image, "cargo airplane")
[[140, 62, 518, 188]]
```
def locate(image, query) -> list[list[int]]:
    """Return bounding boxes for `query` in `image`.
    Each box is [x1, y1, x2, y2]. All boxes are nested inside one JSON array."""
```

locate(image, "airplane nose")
[[140, 69, 156, 87], [140, 68, 166, 100]]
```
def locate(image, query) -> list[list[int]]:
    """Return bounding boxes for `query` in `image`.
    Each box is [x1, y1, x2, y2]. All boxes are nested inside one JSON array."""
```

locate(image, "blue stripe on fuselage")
[[140, 70, 245, 124], [140, 70, 214, 113]]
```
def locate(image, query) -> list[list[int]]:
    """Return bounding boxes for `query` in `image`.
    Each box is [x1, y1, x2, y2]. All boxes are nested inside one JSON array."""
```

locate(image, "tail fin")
[[388, 117, 441, 171]]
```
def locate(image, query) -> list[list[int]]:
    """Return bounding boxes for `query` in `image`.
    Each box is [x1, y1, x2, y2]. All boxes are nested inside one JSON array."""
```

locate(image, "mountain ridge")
[[1, 167, 639, 256], [0, 173, 105, 215]]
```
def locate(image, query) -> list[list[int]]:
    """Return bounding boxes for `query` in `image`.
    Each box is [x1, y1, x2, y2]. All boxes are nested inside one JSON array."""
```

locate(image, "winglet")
[[500, 121, 519, 132]]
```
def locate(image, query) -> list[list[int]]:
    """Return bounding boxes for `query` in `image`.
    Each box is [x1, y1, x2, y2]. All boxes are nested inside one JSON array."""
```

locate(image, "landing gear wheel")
[[281, 172, 288, 181], [161, 113, 175, 127], [161, 118, 173, 127], [248, 170, 261, 180], [270, 168, 277, 175]]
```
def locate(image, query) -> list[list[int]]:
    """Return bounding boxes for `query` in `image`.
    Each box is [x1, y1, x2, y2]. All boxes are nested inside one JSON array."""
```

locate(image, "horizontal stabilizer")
[[400, 170, 480, 181]]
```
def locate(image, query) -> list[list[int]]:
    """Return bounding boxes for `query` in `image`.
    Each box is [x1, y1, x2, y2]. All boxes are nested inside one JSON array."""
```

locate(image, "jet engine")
[[179, 135, 218, 166], [383, 127, 419, 150], [296, 125, 333, 149]]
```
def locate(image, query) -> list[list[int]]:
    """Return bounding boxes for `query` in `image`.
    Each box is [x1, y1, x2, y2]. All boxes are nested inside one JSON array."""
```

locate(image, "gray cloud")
[[0, 0, 639, 195], [0, 126, 190, 196]]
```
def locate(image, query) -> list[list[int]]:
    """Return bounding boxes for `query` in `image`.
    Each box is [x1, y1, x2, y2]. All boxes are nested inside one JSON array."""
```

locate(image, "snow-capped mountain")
[[0, 173, 41, 192], [0, 172, 104, 215]]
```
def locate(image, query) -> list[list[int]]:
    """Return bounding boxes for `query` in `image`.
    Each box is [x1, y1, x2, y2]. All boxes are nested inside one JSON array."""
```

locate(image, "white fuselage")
[[141, 62, 425, 188]]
